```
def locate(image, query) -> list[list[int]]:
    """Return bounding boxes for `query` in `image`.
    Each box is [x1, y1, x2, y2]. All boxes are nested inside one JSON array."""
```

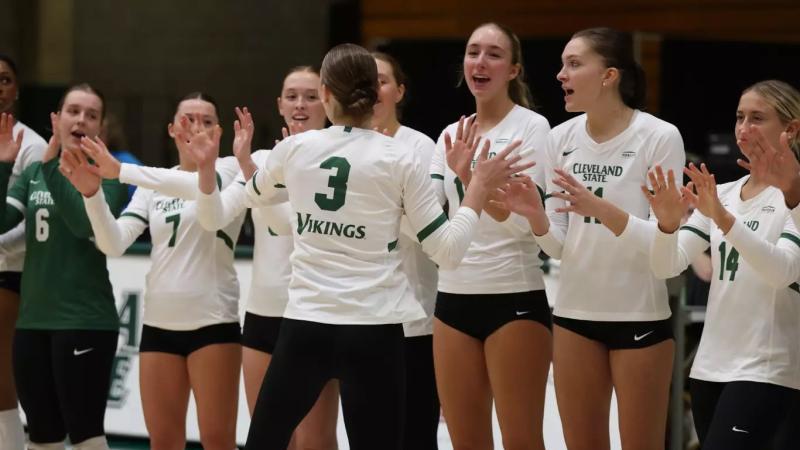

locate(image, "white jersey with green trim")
[[242, 149, 293, 318], [0, 122, 47, 271], [394, 126, 438, 337], [651, 176, 800, 389], [84, 164, 245, 331], [429, 105, 550, 294], [244, 125, 482, 325], [538, 110, 685, 321]]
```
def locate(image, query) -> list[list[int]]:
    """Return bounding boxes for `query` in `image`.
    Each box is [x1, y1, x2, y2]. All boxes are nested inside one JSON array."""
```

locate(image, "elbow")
[[197, 214, 222, 232], [93, 240, 125, 258]]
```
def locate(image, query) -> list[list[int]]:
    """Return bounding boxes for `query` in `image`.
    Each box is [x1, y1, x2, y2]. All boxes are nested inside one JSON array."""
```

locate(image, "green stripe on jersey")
[[251, 172, 262, 196], [237, 180, 246, 186], [275, 183, 286, 188], [790, 282, 800, 294], [780, 232, 800, 249], [417, 212, 447, 242], [344, 126, 353, 133], [430, 174, 444, 180], [215, 172, 222, 189], [268, 227, 278, 236], [120, 212, 148, 224], [216, 230, 234, 250], [680, 225, 710, 242], [388, 239, 398, 251]]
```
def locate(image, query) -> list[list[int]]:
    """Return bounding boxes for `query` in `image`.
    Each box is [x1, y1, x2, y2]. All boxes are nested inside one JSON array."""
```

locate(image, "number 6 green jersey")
[[0, 159, 127, 330]]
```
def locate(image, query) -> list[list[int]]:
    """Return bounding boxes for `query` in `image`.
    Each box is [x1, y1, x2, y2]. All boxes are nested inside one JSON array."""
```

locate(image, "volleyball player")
[[0, 54, 47, 450], [370, 51, 440, 449], [428, 23, 552, 450], [185, 43, 530, 450], [0, 84, 127, 450], [497, 27, 685, 450], [646, 80, 800, 450], [73, 92, 244, 450]]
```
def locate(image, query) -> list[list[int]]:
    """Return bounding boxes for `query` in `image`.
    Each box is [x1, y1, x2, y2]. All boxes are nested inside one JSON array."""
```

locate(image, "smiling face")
[[556, 37, 615, 112], [736, 90, 799, 154], [277, 70, 326, 131], [58, 90, 104, 152], [463, 24, 519, 102], [373, 58, 405, 126], [0, 60, 17, 114]]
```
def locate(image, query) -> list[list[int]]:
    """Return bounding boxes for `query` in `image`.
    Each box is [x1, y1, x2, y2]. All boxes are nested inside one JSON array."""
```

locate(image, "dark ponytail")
[[573, 27, 646, 109]]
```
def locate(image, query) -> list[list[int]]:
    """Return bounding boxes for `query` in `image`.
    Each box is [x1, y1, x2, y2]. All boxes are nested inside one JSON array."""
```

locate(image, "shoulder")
[[716, 177, 745, 197], [550, 114, 585, 137], [511, 105, 550, 129], [634, 111, 682, 140], [396, 126, 435, 151]]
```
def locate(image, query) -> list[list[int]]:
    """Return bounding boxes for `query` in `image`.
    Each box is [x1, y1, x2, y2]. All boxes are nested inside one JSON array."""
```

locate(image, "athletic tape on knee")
[[0, 408, 25, 450]]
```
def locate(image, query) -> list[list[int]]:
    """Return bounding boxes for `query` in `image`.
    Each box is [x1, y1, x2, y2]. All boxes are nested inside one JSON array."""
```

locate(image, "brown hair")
[[460, 23, 534, 109], [175, 91, 219, 118], [58, 83, 106, 120], [320, 43, 378, 120], [743, 80, 800, 157], [572, 27, 646, 110]]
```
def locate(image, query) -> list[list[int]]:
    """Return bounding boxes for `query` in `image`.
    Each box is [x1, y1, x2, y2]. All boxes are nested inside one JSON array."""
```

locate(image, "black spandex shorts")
[[0, 271, 22, 294], [553, 315, 673, 349], [139, 322, 241, 356], [241, 312, 283, 354], [434, 290, 552, 342]]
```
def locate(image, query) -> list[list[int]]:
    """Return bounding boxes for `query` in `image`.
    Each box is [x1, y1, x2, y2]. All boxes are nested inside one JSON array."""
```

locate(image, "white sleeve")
[[245, 143, 289, 207], [402, 153, 479, 269], [616, 126, 686, 253], [83, 187, 149, 257], [502, 117, 549, 238], [536, 134, 568, 259], [195, 181, 248, 231], [119, 163, 197, 200], [0, 221, 27, 256], [259, 202, 294, 236], [724, 215, 800, 288], [429, 131, 447, 207], [650, 210, 711, 279], [215, 156, 242, 188], [790, 203, 800, 231]]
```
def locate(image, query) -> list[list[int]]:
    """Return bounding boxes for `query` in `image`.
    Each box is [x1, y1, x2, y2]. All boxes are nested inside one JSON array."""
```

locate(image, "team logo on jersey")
[[29, 191, 54, 206], [621, 150, 636, 158], [154, 198, 184, 214], [571, 163, 624, 182], [762, 205, 776, 213], [296, 212, 366, 239], [108, 291, 141, 409], [562, 148, 578, 156]]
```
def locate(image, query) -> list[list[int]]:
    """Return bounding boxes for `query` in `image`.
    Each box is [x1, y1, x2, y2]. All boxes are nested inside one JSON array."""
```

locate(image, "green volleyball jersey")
[[0, 159, 127, 330]]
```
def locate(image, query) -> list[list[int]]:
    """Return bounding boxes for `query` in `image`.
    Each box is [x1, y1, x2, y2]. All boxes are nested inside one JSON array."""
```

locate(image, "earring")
[[602, 81, 607, 87]]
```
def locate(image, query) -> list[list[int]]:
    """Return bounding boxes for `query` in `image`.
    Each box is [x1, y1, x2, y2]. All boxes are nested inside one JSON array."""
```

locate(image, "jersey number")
[[166, 214, 181, 247], [583, 187, 604, 224], [718, 241, 740, 281], [35, 208, 49, 242], [315, 157, 351, 211]]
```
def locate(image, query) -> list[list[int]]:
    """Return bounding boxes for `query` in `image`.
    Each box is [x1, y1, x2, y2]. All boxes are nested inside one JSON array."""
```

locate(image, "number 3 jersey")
[[84, 162, 245, 331], [541, 110, 685, 321], [652, 177, 800, 389], [244, 125, 483, 325]]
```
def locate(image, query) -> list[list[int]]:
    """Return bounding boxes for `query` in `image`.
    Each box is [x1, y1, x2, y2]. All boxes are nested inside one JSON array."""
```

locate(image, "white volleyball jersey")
[[241, 150, 293, 318], [430, 105, 550, 294], [244, 125, 482, 325], [651, 177, 800, 389], [539, 110, 685, 321], [0, 122, 46, 271], [84, 164, 245, 330], [394, 126, 438, 337]]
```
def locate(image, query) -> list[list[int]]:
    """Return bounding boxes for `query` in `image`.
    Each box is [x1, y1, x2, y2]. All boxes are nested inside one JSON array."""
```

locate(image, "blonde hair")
[[743, 80, 800, 156]]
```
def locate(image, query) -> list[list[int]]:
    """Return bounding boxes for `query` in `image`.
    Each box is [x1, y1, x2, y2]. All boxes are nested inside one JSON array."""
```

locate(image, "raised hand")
[[494, 175, 545, 219], [444, 115, 481, 184], [80, 136, 120, 179], [232, 107, 254, 161], [43, 113, 61, 163], [550, 169, 610, 219], [59, 146, 101, 196], [641, 165, 690, 233], [0, 113, 23, 163], [178, 115, 221, 170], [275, 121, 306, 145], [471, 139, 529, 190], [737, 125, 800, 194], [682, 163, 732, 231]]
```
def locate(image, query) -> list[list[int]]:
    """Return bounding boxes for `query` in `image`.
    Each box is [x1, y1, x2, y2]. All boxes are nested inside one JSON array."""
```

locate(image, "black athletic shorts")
[[0, 271, 22, 294], [553, 315, 673, 349], [434, 290, 552, 342], [242, 312, 283, 354], [139, 322, 241, 356]]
